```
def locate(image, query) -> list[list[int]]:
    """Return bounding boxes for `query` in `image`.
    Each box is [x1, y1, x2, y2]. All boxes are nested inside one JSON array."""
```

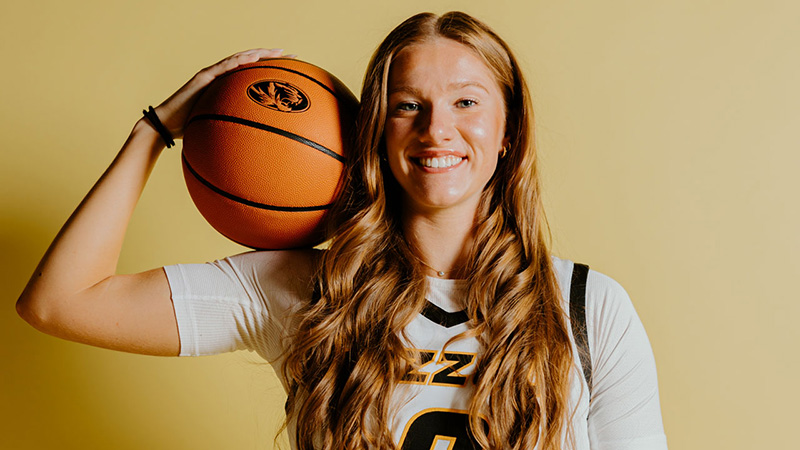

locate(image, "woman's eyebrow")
[[388, 81, 489, 96], [450, 81, 490, 93], [388, 85, 423, 96]]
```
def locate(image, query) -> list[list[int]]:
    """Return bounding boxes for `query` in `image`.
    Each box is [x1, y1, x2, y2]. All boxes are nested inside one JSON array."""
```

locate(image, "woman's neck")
[[401, 205, 476, 279]]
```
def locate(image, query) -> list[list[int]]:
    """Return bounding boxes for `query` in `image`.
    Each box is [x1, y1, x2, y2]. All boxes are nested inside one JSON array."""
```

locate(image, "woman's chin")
[[401, 191, 482, 217]]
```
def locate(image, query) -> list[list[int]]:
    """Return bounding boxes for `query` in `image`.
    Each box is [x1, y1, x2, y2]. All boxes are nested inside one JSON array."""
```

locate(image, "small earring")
[[500, 144, 509, 158]]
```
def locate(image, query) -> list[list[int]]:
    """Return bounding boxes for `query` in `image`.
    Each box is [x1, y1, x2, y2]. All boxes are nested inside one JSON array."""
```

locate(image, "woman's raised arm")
[[16, 48, 288, 356]]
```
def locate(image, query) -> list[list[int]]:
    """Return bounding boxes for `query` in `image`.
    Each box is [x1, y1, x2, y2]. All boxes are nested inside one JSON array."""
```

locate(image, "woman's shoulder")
[[550, 255, 635, 314], [220, 247, 323, 284], [165, 248, 323, 299], [224, 247, 323, 268]]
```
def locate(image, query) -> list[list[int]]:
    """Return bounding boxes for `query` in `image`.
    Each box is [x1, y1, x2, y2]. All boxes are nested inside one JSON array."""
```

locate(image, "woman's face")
[[385, 37, 508, 216]]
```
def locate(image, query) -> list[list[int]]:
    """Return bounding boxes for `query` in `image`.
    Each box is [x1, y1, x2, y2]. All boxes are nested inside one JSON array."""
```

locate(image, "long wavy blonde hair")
[[282, 11, 575, 450]]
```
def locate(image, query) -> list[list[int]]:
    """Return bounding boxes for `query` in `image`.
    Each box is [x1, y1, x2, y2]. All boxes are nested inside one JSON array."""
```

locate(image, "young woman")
[[17, 11, 667, 450]]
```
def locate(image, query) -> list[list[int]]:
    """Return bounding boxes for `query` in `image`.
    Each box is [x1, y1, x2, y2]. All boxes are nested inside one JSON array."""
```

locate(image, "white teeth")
[[418, 155, 463, 168]]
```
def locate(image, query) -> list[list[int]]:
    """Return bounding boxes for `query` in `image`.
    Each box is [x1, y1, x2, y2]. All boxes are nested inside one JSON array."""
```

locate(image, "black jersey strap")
[[570, 263, 592, 395]]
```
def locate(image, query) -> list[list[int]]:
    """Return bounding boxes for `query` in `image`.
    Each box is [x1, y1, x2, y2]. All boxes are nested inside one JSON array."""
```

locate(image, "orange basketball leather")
[[182, 58, 359, 249]]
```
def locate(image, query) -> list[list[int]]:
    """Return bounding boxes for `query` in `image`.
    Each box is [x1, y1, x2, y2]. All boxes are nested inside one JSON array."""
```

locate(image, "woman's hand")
[[151, 48, 290, 139]]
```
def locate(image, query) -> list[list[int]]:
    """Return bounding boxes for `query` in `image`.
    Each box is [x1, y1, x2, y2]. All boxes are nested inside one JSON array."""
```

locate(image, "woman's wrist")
[[132, 117, 170, 154], [141, 106, 176, 148]]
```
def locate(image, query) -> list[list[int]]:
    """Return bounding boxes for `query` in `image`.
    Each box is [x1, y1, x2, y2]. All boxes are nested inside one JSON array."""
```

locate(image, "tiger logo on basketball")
[[247, 80, 310, 112]]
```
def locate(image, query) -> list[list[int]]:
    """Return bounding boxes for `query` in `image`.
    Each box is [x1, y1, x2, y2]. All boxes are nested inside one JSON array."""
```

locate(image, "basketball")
[[182, 58, 359, 249]]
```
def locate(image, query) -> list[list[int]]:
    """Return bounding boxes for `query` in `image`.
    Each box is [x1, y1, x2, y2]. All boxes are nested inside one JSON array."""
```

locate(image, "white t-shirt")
[[163, 250, 668, 449]]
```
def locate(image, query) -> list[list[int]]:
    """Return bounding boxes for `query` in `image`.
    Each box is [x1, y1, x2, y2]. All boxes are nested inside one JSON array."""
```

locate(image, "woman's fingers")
[[198, 48, 286, 80], [154, 48, 292, 139]]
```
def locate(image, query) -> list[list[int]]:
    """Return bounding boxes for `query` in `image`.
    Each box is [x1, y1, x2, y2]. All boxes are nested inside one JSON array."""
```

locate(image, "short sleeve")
[[586, 270, 668, 449], [163, 250, 317, 359]]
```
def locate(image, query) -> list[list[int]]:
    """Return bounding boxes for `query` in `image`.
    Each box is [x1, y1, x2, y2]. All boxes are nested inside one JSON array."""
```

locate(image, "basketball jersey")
[[388, 264, 589, 449], [163, 251, 668, 449]]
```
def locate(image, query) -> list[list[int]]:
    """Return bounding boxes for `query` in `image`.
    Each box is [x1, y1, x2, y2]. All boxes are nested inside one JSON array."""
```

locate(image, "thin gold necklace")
[[410, 252, 458, 278]]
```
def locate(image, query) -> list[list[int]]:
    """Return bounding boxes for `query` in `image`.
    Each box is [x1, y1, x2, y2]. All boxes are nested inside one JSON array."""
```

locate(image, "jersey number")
[[399, 410, 484, 450]]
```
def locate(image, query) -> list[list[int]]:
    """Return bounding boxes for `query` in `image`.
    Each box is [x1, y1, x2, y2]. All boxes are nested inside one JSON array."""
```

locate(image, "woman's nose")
[[418, 104, 455, 145]]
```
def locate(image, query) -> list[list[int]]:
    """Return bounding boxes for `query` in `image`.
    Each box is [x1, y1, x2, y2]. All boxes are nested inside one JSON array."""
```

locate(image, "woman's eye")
[[396, 102, 420, 112], [457, 99, 478, 108]]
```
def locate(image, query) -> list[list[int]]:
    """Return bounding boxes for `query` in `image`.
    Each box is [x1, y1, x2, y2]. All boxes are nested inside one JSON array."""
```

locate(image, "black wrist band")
[[142, 106, 175, 148]]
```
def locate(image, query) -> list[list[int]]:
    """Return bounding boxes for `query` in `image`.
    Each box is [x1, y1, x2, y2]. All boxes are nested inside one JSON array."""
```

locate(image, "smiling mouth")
[[415, 155, 464, 169]]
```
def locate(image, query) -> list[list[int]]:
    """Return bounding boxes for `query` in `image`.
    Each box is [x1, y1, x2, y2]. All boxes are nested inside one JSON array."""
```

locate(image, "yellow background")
[[2, 0, 797, 448]]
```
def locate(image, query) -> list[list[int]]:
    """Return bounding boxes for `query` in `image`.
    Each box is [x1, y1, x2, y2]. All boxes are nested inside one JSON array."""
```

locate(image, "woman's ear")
[[499, 136, 511, 158]]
